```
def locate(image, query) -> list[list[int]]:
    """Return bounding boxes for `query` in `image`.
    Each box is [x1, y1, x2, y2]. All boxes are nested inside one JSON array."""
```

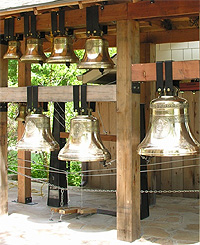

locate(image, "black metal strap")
[[9, 17, 15, 40], [27, 86, 33, 112], [51, 11, 57, 36], [90, 102, 96, 112], [33, 86, 39, 112], [81, 84, 87, 115], [59, 8, 65, 36], [24, 14, 29, 37], [156, 61, 164, 94], [31, 14, 37, 38], [4, 19, 9, 40], [165, 60, 173, 95], [86, 6, 101, 36], [43, 102, 48, 112], [73, 85, 80, 113], [0, 103, 7, 112]]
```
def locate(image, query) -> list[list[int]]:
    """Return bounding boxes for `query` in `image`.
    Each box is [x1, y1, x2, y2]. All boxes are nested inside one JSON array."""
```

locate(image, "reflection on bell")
[[58, 115, 111, 162], [47, 36, 78, 64], [15, 103, 27, 123], [78, 36, 114, 69], [137, 95, 200, 157], [3, 40, 22, 60], [20, 38, 47, 63], [17, 114, 59, 152]]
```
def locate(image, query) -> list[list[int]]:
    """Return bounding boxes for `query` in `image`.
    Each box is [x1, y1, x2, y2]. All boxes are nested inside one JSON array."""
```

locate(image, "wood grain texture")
[[116, 20, 140, 242], [17, 40, 32, 204], [132, 61, 200, 82], [0, 44, 8, 216]]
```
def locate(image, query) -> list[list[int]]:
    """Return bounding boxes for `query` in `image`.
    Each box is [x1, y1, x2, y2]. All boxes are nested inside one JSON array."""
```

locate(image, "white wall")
[[156, 41, 200, 61]]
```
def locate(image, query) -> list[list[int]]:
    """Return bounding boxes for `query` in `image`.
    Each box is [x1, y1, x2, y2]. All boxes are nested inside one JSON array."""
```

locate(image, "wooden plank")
[[141, 28, 199, 44], [116, 20, 140, 242], [132, 61, 200, 82], [17, 40, 32, 204], [0, 44, 8, 216], [128, 0, 200, 20], [0, 85, 116, 102], [77, 207, 97, 214], [59, 207, 78, 215], [60, 132, 116, 141]]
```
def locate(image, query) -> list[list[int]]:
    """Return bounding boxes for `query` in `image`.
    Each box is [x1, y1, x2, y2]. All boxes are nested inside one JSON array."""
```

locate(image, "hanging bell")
[[15, 103, 27, 123], [17, 113, 59, 152], [58, 115, 111, 162], [20, 38, 47, 63], [47, 36, 78, 64], [137, 95, 200, 157], [78, 36, 114, 69], [3, 40, 22, 60]]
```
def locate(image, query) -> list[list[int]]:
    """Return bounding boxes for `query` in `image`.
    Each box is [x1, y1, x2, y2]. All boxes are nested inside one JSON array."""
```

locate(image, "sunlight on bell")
[[78, 36, 114, 69], [17, 114, 59, 152], [137, 95, 200, 157], [3, 40, 22, 60], [58, 115, 111, 162]]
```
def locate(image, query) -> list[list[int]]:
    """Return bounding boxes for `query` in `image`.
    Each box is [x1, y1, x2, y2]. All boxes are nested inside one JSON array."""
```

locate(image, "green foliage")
[[68, 162, 81, 186]]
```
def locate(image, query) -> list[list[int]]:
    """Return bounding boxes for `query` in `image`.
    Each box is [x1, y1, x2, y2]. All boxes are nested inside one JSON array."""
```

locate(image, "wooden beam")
[[128, 0, 200, 20], [116, 20, 140, 242], [60, 132, 116, 142], [141, 28, 199, 44], [0, 85, 116, 102], [17, 40, 32, 204], [0, 44, 8, 216], [132, 60, 200, 82]]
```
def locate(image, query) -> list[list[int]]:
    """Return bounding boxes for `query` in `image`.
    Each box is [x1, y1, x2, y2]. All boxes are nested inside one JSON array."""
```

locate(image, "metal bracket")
[[27, 86, 40, 113], [4, 17, 14, 41], [156, 61, 164, 94], [165, 60, 173, 95], [132, 82, 140, 94], [0, 103, 7, 112], [25, 197, 32, 204], [73, 85, 80, 114], [81, 84, 87, 115]]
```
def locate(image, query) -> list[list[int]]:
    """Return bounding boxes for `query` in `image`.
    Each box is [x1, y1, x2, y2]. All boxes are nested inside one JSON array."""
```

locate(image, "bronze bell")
[[17, 113, 59, 152], [15, 103, 27, 123], [137, 95, 200, 157], [47, 36, 78, 64], [3, 40, 22, 60], [58, 115, 111, 162], [20, 38, 47, 63], [78, 36, 114, 69]]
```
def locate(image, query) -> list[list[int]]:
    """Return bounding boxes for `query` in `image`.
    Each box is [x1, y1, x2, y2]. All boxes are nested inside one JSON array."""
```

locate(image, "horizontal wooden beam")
[[128, 0, 200, 20], [60, 132, 117, 142], [132, 60, 200, 82], [0, 85, 116, 102]]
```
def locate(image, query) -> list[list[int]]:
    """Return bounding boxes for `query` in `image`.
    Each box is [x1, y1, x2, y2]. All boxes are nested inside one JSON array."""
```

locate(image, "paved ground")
[[0, 180, 199, 245]]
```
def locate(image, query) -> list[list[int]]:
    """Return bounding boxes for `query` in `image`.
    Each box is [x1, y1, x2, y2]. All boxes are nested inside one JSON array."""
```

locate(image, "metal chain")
[[60, 188, 64, 207], [8, 168, 199, 194]]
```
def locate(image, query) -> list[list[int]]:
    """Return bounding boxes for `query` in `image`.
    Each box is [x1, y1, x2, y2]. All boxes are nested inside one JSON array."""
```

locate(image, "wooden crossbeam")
[[0, 85, 116, 103], [132, 60, 200, 82]]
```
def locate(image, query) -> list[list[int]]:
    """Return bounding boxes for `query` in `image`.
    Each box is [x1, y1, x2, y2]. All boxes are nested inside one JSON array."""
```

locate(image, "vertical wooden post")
[[17, 40, 32, 204], [0, 44, 8, 215], [116, 20, 140, 242]]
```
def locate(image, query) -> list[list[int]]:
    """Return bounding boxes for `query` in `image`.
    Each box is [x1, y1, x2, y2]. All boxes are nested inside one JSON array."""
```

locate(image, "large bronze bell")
[[3, 40, 22, 60], [47, 36, 78, 64], [15, 103, 27, 123], [78, 36, 114, 69], [17, 113, 59, 152], [137, 95, 200, 157], [20, 38, 47, 63], [58, 115, 111, 162]]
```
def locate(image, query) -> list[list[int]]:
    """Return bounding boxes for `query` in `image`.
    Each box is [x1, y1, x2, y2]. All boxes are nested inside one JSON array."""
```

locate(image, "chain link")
[[60, 188, 64, 207]]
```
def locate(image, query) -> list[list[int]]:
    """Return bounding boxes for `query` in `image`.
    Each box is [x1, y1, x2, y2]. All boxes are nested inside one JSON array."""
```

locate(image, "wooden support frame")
[[116, 20, 140, 242], [0, 44, 8, 216], [17, 40, 32, 204]]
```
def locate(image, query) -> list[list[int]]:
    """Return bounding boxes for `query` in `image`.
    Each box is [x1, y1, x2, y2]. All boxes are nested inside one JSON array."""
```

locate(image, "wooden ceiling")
[[0, 0, 199, 47]]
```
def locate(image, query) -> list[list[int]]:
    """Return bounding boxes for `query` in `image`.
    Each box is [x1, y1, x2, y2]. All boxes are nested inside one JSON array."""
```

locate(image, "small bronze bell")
[[20, 38, 46, 63], [3, 40, 22, 60], [137, 95, 200, 157], [78, 36, 114, 69], [15, 103, 27, 123], [47, 36, 78, 64], [58, 115, 111, 162], [17, 113, 59, 152]]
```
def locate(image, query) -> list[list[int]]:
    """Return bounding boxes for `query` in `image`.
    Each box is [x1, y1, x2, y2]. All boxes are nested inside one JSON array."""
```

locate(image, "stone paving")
[[0, 180, 199, 245]]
